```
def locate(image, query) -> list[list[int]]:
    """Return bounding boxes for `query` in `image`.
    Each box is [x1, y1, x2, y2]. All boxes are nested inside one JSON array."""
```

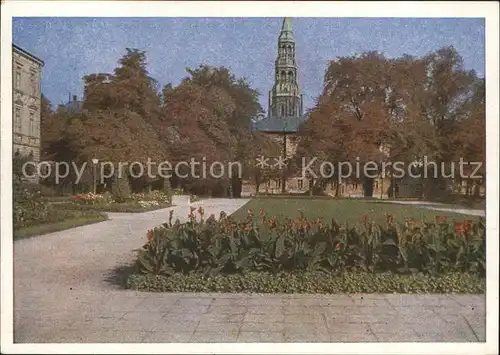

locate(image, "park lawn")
[[231, 197, 480, 225], [13, 214, 108, 239]]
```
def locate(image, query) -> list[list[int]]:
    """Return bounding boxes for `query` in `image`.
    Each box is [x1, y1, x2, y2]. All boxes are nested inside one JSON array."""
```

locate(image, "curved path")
[[377, 200, 485, 217], [12, 198, 485, 344]]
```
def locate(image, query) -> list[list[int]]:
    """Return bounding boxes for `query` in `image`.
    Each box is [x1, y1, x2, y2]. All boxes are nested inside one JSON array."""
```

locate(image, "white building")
[[13, 44, 44, 162]]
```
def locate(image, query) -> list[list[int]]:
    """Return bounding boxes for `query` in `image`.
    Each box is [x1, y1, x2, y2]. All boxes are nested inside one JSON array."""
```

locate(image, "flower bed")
[[13, 180, 107, 238], [135, 208, 486, 278], [63, 191, 171, 212], [71, 192, 111, 205]]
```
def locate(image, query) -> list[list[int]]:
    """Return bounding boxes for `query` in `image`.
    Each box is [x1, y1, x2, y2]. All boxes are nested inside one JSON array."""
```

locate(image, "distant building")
[[61, 94, 84, 114], [13, 44, 44, 162]]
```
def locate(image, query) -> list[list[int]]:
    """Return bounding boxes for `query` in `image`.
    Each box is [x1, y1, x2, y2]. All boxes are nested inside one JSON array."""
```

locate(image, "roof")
[[252, 115, 308, 133], [12, 44, 44, 66]]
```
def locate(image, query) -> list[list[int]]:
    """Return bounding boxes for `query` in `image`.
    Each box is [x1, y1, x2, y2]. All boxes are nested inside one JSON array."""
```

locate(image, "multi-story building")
[[12, 44, 44, 162]]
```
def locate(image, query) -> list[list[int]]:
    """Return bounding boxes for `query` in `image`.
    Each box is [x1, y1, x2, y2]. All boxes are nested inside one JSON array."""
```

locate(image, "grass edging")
[[126, 271, 485, 294], [14, 215, 108, 239], [53, 202, 172, 213]]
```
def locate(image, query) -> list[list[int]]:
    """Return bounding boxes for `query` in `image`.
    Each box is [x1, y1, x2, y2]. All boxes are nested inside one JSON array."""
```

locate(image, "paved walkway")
[[13, 198, 485, 343], [378, 200, 485, 217]]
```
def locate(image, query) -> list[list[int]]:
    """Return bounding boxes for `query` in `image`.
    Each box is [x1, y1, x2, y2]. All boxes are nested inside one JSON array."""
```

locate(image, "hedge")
[[127, 271, 485, 294]]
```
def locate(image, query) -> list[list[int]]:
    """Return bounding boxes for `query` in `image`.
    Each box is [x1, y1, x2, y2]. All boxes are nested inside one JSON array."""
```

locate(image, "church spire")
[[279, 17, 294, 41], [268, 17, 303, 118], [282, 17, 292, 31]]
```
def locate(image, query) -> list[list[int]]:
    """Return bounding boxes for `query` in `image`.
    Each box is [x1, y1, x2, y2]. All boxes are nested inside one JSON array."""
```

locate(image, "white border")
[[1, 1, 498, 354]]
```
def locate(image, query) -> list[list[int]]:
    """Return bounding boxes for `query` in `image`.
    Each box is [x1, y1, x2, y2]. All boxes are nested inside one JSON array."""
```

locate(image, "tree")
[[299, 47, 484, 199], [158, 65, 264, 197]]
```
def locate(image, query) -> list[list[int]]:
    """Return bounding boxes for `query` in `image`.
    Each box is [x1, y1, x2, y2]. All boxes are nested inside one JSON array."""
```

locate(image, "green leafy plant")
[[135, 209, 486, 278], [127, 271, 485, 294]]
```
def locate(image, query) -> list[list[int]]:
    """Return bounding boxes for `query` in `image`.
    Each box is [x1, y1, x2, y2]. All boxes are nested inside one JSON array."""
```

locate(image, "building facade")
[[13, 44, 44, 162]]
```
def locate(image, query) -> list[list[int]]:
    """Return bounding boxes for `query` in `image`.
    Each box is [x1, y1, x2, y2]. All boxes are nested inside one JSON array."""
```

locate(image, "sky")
[[13, 17, 485, 111]]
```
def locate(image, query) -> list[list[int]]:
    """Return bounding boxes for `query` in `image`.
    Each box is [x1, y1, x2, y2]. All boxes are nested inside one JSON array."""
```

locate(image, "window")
[[298, 179, 303, 190], [14, 106, 22, 133], [30, 71, 37, 95], [29, 111, 35, 136], [15, 71, 21, 89]]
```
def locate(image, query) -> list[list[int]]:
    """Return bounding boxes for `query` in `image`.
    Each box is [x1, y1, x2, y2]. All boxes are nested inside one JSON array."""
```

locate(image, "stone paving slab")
[[13, 291, 485, 343], [12, 198, 487, 344]]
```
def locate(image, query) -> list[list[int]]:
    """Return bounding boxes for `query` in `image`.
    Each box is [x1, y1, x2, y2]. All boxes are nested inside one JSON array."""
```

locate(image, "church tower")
[[268, 17, 304, 118]]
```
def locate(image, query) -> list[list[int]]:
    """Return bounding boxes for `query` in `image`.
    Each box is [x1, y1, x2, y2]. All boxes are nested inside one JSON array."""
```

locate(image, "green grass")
[[231, 198, 479, 225], [53, 202, 172, 213], [14, 214, 108, 239]]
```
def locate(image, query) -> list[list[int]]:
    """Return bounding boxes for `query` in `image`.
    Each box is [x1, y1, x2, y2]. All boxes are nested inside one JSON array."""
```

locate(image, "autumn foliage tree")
[[297, 47, 485, 199]]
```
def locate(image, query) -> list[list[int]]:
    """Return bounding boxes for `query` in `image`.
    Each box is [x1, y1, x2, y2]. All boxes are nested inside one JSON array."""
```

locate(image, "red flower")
[[464, 220, 473, 233], [454, 223, 465, 234], [335, 243, 341, 250], [435, 215, 448, 224], [146, 230, 153, 241], [260, 209, 267, 223], [361, 215, 367, 225]]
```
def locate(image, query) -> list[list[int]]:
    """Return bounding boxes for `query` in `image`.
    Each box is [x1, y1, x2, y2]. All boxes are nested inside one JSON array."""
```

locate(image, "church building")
[[245, 17, 390, 198], [249, 17, 309, 194]]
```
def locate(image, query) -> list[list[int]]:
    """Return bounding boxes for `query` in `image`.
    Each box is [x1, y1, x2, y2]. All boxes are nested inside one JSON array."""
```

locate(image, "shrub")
[[14, 184, 106, 230], [162, 178, 172, 200], [70, 192, 111, 205], [13, 181, 50, 229], [130, 191, 170, 204], [111, 173, 132, 202], [135, 209, 486, 278], [171, 188, 185, 196]]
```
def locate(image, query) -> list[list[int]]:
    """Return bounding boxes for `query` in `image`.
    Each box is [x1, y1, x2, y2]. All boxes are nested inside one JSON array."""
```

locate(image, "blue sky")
[[13, 17, 485, 111]]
